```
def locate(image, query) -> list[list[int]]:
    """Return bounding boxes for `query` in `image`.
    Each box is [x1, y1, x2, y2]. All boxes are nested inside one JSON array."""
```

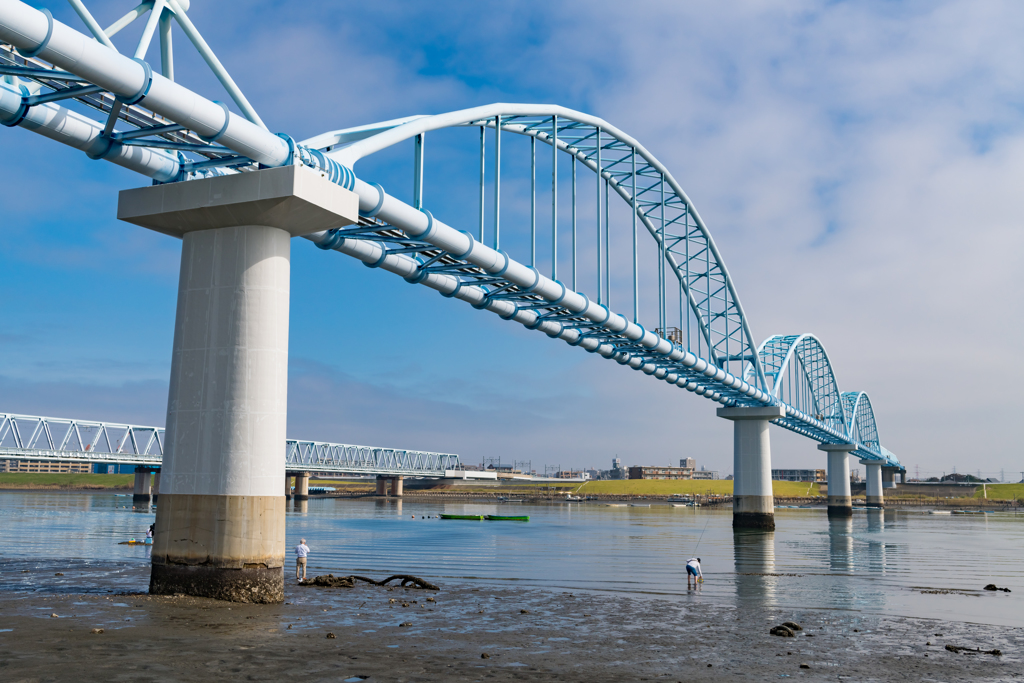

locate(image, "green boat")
[[485, 515, 529, 522], [439, 514, 484, 520]]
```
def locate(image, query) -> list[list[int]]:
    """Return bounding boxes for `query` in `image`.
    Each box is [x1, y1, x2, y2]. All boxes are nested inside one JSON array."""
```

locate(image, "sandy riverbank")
[[0, 560, 1018, 682]]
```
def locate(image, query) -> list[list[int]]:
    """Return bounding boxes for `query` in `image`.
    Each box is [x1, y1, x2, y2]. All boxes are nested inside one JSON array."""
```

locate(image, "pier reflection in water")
[[829, 516, 855, 572], [733, 530, 775, 609], [0, 492, 1022, 626]]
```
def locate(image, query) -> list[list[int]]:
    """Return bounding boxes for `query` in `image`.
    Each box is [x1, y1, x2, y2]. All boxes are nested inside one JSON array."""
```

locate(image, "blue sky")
[[2, 0, 1024, 479]]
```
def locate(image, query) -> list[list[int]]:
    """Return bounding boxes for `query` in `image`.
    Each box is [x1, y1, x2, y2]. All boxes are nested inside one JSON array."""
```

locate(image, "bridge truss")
[[0, 0, 901, 470], [0, 413, 461, 477]]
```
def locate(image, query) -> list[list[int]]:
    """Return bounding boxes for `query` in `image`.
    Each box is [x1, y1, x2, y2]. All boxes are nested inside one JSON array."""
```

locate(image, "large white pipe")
[[0, 0, 289, 164], [0, 81, 179, 180]]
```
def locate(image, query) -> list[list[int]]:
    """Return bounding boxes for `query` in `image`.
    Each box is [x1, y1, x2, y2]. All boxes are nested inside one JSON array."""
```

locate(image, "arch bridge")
[[0, 0, 902, 602]]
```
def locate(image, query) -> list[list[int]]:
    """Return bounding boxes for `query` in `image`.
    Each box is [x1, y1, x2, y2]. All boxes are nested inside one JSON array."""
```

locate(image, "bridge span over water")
[[0, 411, 463, 499], [0, 0, 903, 602]]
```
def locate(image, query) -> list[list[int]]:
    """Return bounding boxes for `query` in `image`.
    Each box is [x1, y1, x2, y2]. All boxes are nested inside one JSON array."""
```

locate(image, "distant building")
[[1, 460, 91, 474], [93, 464, 139, 474], [692, 466, 719, 480], [628, 465, 694, 480], [680, 457, 696, 469], [772, 468, 826, 482], [612, 458, 622, 470]]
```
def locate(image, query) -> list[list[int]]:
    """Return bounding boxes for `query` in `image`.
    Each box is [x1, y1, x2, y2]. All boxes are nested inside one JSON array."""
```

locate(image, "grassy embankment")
[[0, 473, 134, 489], [308, 479, 825, 497], [973, 483, 1024, 500]]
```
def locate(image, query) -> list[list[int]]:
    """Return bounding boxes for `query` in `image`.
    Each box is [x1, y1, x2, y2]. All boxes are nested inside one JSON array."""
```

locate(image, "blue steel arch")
[[315, 104, 767, 391], [751, 334, 846, 436], [842, 391, 880, 451]]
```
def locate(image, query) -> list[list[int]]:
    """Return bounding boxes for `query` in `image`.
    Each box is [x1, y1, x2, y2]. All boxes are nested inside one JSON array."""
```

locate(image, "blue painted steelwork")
[[0, 413, 461, 476], [0, 1, 901, 471]]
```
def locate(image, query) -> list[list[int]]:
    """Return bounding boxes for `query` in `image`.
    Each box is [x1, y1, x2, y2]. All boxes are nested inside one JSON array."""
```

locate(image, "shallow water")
[[0, 491, 1020, 625]]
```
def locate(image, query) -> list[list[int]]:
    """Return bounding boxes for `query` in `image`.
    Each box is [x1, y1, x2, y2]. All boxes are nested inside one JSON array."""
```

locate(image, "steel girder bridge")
[[0, 413, 462, 477], [0, 1, 901, 472]]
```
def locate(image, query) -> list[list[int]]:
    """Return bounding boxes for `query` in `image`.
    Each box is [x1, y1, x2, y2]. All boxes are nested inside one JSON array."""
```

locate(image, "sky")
[[2, 0, 1023, 480]]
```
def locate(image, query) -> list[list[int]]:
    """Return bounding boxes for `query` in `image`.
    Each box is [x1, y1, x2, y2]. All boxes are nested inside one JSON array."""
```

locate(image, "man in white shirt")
[[686, 557, 702, 588], [295, 539, 310, 581]]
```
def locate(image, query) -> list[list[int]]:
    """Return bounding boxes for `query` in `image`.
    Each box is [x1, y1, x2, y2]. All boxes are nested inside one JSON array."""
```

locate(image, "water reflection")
[[372, 499, 402, 514], [293, 499, 308, 514], [865, 509, 887, 574], [829, 516, 854, 572], [733, 529, 775, 608]]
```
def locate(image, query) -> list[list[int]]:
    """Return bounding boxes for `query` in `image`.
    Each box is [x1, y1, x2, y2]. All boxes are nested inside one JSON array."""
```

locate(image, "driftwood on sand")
[[299, 574, 439, 590]]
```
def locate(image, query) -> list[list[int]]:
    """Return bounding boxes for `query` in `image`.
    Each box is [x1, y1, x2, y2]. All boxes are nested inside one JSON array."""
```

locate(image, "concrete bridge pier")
[[390, 476, 404, 497], [133, 466, 155, 504], [152, 469, 161, 504], [294, 472, 310, 501], [118, 165, 360, 604], [375, 476, 388, 496], [820, 444, 855, 517], [861, 460, 883, 508], [718, 406, 785, 531], [882, 467, 898, 489], [285, 475, 293, 499]]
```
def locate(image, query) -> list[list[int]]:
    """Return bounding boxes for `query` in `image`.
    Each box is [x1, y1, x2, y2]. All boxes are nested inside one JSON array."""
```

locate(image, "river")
[[0, 491, 1020, 626]]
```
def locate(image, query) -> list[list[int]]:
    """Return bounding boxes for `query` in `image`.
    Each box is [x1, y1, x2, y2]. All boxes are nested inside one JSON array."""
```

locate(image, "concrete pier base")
[[862, 460, 883, 508], [285, 475, 293, 499], [151, 470, 160, 503], [718, 406, 785, 531], [294, 472, 310, 501], [820, 444, 855, 518], [376, 476, 388, 496], [133, 468, 152, 505], [150, 494, 286, 603], [390, 476, 404, 497]]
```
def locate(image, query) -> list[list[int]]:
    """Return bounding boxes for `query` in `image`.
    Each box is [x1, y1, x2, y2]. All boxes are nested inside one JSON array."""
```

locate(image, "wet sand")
[[0, 561, 1020, 682]]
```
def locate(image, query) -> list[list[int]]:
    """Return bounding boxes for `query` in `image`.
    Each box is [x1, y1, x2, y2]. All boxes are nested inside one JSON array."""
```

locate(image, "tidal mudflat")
[[0, 560, 1020, 682], [1, 492, 1022, 680]]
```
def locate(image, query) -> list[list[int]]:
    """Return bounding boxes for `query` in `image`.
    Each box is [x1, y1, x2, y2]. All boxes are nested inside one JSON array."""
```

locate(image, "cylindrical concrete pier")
[[285, 474, 293, 499], [376, 476, 388, 496], [150, 224, 290, 603], [882, 467, 897, 489], [133, 468, 152, 505], [390, 476, 404, 497], [718, 406, 785, 531], [294, 472, 310, 501], [152, 469, 161, 503], [118, 165, 360, 604], [862, 460, 883, 508], [822, 446, 853, 517]]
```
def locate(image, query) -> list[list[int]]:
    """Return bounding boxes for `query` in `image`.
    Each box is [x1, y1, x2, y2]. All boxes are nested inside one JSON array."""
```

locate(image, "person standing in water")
[[295, 539, 310, 581], [686, 557, 703, 588]]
